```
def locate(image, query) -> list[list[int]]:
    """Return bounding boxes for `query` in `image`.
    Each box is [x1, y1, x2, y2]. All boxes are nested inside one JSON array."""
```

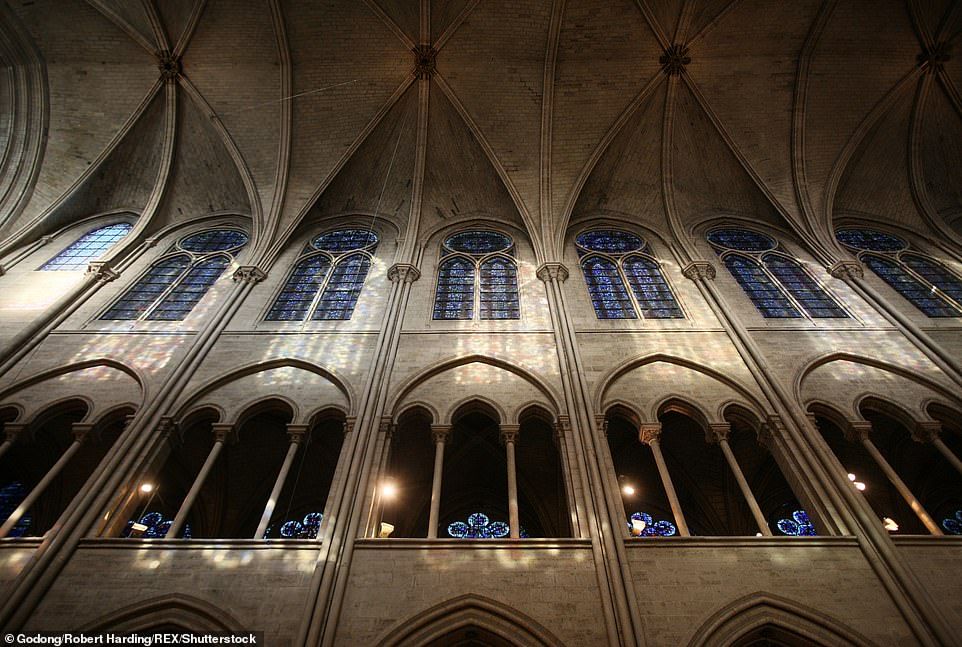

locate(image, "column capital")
[[594, 414, 608, 436], [3, 423, 28, 443], [286, 424, 310, 443], [682, 261, 716, 281], [86, 261, 120, 283], [40, 234, 55, 245], [232, 265, 268, 284], [638, 422, 662, 445], [912, 420, 942, 443], [758, 415, 785, 449], [388, 263, 421, 283], [344, 416, 358, 435], [210, 423, 235, 443], [144, 237, 160, 248], [536, 262, 569, 283], [500, 424, 520, 444], [71, 422, 96, 442], [844, 420, 872, 443], [706, 422, 731, 444], [430, 424, 452, 444], [827, 260, 863, 281]]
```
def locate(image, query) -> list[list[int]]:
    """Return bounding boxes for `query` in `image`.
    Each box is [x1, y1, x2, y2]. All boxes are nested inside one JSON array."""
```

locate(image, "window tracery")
[[433, 231, 520, 320], [708, 228, 847, 319], [836, 227, 962, 317], [266, 229, 378, 321], [627, 511, 677, 537], [576, 229, 683, 320], [101, 229, 248, 321], [40, 223, 132, 271]]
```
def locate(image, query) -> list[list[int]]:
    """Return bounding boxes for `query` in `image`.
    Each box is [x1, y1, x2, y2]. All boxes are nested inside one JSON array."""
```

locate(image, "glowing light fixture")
[[848, 472, 866, 491], [378, 522, 395, 538], [139, 483, 155, 494], [630, 517, 647, 536], [381, 481, 398, 499], [622, 485, 635, 496], [882, 517, 899, 532]]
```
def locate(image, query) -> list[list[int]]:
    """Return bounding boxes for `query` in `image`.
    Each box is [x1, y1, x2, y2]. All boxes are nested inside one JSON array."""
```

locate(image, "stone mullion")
[[0, 272, 263, 631], [538, 263, 645, 647], [363, 418, 393, 538], [685, 260, 954, 646]]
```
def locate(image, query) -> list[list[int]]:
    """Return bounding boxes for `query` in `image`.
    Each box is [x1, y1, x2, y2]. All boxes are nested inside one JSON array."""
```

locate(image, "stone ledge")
[[354, 538, 592, 550]]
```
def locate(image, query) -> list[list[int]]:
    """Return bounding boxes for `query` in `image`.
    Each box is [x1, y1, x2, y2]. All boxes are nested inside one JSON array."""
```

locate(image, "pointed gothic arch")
[[79, 594, 245, 633]]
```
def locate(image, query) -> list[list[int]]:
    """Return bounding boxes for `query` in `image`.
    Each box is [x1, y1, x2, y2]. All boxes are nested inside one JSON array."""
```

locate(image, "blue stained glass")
[[101, 255, 191, 320], [266, 255, 331, 321], [479, 257, 520, 320], [312, 229, 378, 253], [724, 255, 802, 318], [434, 257, 475, 320], [313, 253, 372, 320], [708, 229, 775, 252], [180, 230, 248, 253], [576, 230, 644, 254], [942, 510, 962, 535], [864, 255, 960, 317], [581, 256, 637, 319], [775, 509, 817, 536], [763, 254, 848, 318], [122, 511, 191, 539], [41, 223, 132, 271], [627, 511, 677, 537], [264, 512, 323, 539], [902, 255, 962, 306], [835, 228, 906, 252], [146, 256, 230, 321], [623, 255, 683, 319], [445, 231, 512, 255], [447, 512, 516, 538], [0, 482, 31, 537]]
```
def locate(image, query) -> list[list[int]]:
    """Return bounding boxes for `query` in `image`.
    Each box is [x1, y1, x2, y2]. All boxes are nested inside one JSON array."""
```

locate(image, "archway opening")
[[384, 407, 434, 538], [516, 412, 570, 538]]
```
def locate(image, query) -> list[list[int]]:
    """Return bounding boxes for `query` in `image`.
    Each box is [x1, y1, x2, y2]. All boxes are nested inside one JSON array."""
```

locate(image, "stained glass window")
[[576, 230, 681, 320], [0, 482, 31, 537], [447, 512, 527, 538], [263, 512, 323, 539], [266, 229, 377, 322], [123, 511, 191, 539], [40, 223, 132, 271], [835, 227, 962, 317], [433, 231, 519, 321], [725, 255, 801, 318], [942, 510, 962, 535], [627, 511, 677, 537], [763, 255, 847, 318], [101, 229, 248, 321], [709, 227, 846, 319], [776, 510, 817, 536]]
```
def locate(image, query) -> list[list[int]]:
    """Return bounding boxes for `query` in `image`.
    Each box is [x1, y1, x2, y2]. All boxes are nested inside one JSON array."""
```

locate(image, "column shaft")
[[166, 438, 225, 538], [860, 438, 941, 535], [717, 438, 771, 536], [505, 438, 520, 539], [648, 438, 690, 537], [427, 431, 447, 539], [0, 439, 84, 538], [255, 436, 302, 539], [932, 437, 962, 478]]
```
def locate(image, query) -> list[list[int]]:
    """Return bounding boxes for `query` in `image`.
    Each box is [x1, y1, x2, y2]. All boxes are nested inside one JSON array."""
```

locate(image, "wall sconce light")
[[379, 522, 395, 538]]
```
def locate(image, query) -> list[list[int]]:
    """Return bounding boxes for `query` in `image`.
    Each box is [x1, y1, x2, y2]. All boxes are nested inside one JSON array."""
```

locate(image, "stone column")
[[427, 425, 450, 539], [708, 423, 772, 536], [0, 423, 92, 538], [913, 421, 962, 478], [255, 424, 308, 539], [846, 421, 942, 535], [0, 423, 27, 462], [639, 423, 690, 537], [501, 424, 521, 539], [166, 423, 233, 539]]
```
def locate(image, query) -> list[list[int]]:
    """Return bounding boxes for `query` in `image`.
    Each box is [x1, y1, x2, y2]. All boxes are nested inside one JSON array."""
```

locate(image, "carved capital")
[[210, 423, 235, 444], [286, 424, 310, 444], [758, 415, 786, 449], [86, 261, 120, 282], [536, 262, 569, 283], [844, 420, 872, 444], [912, 420, 942, 444], [344, 416, 357, 435], [71, 422, 96, 443], [232, 266, 267, 284], [682, 261, 716, 281], [638, 422, 662, 446], [431, 424, 452, 444], [827, 260, 863, 281], [555, 414, 572, 433], [3, 423, 27, 443], [707, 422, 731, 444], [376, 416, 393, 438], [413, 44, 437, 80], [594, 414, 608, 437], [157, 50, 182, 80], [500, 424, 520, 445], [388, 263, 421, 284], [660, 44, 691, 76]]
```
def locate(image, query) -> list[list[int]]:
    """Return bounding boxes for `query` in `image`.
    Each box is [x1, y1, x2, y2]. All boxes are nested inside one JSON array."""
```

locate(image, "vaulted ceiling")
[[1, 0, 960, 266]]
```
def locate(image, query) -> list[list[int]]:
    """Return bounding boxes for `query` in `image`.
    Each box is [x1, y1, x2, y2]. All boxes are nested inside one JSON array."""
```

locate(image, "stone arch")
[[655, 396, 715, 430], [79, 594, 245, 633], [395, 401, 439, 426], [687, 592, 872, 647], [449, 396, 506, 426], [230, 396, 297, 430], [856, 395, 921, 428], [0, 359, 146, 411], [377, 594, 563, 647]]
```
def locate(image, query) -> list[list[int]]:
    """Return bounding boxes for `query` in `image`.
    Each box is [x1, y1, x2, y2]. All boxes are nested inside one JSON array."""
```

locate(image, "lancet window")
[[266, 228, 379, 321], [433, 230, 520, 320], [40, 223, 133, 271]]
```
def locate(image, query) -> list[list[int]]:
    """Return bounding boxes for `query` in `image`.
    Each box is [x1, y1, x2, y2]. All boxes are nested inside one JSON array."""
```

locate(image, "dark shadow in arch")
[[687, 592, 873, 647], [79, 594, 245, 633], [377, 594, 563, 647]]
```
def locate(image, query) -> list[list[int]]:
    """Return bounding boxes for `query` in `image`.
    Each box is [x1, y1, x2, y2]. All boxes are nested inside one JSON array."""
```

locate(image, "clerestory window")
[[576, 229, 683, 320], [40, 223, 133, 271], [433, 231, 520, 320], [708, 228, 848, 319], [836, 228, 962, 318], [266, 228, 378, 321], [101, 229, 248, 321]]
